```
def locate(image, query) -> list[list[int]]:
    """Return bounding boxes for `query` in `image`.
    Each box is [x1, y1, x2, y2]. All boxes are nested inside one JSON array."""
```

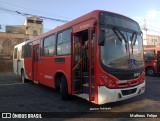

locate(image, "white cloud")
[[146, 10, 160, 20], [133, 10, 160, 36]]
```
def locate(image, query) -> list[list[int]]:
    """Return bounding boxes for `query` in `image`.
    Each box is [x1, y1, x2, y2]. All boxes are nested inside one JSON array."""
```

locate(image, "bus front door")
[[72, 28, 95, 101], [72, 33, 82, 94], [33, 45, 39, 81]]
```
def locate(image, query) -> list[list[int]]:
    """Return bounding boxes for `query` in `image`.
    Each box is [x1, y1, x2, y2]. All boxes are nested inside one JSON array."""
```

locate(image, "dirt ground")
[[0, 72, 159, 121]]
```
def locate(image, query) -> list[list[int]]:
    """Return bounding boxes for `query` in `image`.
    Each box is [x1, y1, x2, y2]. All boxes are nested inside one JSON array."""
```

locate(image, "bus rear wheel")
[[21, 70, 26, 83], [60, 76, 69, 100], [146, 67, 155, 76]]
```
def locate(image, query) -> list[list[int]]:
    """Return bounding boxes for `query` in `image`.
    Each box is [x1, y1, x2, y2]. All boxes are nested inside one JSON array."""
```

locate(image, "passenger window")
[[41, 34, 56, 56], [57, 29, 72, 55]]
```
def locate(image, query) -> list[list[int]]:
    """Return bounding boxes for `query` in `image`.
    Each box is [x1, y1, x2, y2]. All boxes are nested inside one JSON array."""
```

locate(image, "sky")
[[0, 0, 160, 35]]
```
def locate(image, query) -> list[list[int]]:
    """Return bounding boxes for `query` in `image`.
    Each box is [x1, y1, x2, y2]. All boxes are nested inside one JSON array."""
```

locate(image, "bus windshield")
[[100, 28, 144, 69], [144, 50, 156, 60], [99, 12, 144, 70]]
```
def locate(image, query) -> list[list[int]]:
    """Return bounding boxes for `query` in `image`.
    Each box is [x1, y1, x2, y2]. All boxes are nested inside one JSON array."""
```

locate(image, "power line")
[[0, 0, 72, 20], [0, 7, 69, 23], [147, 25, 160, 30], [140, 27, 160, 33], [147, 29, 160, 33]]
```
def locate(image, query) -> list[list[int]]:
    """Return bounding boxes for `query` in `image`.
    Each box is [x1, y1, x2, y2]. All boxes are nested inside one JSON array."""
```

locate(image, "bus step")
[[83, 83, 94, 94], [76, 93, 89, 100], [83, 84, 89, 93], [82, 72, 89, 76], [33, 80, 38, 84], [73, 79, 81, 91], [82, 76, 95, 84]]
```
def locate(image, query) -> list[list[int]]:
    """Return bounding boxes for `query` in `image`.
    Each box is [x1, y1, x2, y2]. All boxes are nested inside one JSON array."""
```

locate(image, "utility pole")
[[0, 25, 1, 29], [143, 18, 148, 45]]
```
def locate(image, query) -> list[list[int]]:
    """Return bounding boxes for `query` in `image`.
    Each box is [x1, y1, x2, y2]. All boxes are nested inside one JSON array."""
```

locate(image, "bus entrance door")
[[88, 28, 95, 101], [72, 28, 95, 101], [33, 45, 39, 82], [72, 33, 82, 94]]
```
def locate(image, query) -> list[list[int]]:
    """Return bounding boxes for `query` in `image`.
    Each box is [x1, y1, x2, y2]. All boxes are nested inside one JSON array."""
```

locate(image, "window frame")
[[25, 42, 32, 58], [21, 45, 25, 59], [41, 34, 56, 57], [56, 28, 72, 56]]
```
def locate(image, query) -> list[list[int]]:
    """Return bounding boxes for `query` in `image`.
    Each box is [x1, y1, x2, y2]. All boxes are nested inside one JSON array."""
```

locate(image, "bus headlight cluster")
[[100, 75, 115, 88]]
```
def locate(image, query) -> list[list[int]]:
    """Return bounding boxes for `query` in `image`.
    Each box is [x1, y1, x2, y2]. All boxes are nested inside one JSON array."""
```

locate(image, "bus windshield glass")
[[144, 50, 156, 60], [99, 12, 144, 70]]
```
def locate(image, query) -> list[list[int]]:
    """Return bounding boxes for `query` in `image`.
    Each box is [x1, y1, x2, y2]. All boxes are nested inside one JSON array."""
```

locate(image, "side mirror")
[[98, 29, 105, 46]]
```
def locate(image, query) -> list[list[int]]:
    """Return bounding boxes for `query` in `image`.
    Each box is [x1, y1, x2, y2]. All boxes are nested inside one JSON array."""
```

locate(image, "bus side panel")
[[24, 58, 33, 80], [38, 56, 71, 92], [18, 59, 24, 75], [13, 59, 18, 75], [55, 55, 72, 94], [38, 57, 55, 88], [54, 56, 71, 93]]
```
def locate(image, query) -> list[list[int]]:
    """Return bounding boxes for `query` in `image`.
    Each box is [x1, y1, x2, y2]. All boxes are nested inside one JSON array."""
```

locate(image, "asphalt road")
[[0, 72, 159, 121]]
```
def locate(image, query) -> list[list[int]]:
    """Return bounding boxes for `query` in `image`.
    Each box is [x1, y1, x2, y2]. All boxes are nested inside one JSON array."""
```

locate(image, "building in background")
[[24, 16, 43, 36], [145, 35, 160, 46], [0, 16, 44, 57], [6, 25, 26, 34], [0, 16, 43, 72], [3, 16, 43, 36]]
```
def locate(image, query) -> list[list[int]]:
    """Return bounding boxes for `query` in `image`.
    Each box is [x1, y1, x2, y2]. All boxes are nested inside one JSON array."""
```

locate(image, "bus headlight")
[[100, 75, 115, 88]]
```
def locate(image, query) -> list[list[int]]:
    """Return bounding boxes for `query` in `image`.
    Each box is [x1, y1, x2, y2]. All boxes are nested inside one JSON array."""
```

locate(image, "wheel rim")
[[147, 68, 155, 76], [148, 70, 153, 75]]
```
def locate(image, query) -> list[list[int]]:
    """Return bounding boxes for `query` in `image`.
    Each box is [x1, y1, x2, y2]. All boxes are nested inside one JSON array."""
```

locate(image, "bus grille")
[[121, 88, 137, 96]]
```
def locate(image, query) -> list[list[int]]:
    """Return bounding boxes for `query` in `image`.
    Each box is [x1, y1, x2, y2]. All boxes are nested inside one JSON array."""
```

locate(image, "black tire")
[[60, 76, 69, 100], [21, 70, 26, 83], [146, 67, 155, 76]]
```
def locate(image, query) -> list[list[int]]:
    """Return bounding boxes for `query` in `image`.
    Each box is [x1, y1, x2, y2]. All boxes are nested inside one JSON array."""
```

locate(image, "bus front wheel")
[[60, 76, 69, 100], [146, 67, 155, 76]]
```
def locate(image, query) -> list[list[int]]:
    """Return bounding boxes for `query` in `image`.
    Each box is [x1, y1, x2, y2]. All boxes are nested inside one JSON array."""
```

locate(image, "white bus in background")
[[13, 41, 25, 77]]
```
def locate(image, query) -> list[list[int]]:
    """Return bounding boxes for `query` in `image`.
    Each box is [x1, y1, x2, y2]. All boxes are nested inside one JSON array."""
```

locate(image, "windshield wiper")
[[112, 27, 128, 52], [112, 27, 127, 43], [132, 32, 137, 45], [130, 32, 137, 54], [112, 28, 122, 42]]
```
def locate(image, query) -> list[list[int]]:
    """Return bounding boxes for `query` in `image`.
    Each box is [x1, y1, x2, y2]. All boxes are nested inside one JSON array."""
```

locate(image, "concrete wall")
[[6, 25, 26, 34], [0, 32, 30, 72], [0, 32, 29, 57]]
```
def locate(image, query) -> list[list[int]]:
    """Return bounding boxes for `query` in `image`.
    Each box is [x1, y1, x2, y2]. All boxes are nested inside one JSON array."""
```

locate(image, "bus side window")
[[17, 50, 21, 61], [21, 45, 25, 58]]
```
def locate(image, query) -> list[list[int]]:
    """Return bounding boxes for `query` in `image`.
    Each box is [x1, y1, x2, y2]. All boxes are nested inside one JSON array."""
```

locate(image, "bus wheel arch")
[[54, 72, 69, 100], [54, 72, 63, 89], [146, 67, 156, 76]]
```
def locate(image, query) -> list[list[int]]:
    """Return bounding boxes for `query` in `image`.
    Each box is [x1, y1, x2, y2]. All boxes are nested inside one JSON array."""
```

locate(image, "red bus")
[[144, 46, 160, 76], [13, 10, 145, 104]]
